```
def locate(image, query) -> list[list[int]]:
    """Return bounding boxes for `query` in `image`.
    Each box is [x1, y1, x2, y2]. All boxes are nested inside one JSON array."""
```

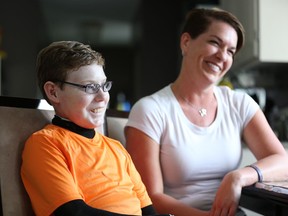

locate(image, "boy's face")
[[54, 63, 110, 129]]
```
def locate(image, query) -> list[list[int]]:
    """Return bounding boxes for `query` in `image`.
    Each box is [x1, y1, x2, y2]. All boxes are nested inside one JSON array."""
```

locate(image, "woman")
[[125, 8, 288, 216]]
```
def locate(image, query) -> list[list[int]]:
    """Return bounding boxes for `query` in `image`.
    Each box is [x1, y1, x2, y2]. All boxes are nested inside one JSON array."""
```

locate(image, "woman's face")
[[181, 20, 238, 84], [53, 63, 110, 129]]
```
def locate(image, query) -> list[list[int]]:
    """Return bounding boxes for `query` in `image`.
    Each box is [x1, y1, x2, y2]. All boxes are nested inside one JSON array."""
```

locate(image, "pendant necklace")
[[178, 94, 213, 117]]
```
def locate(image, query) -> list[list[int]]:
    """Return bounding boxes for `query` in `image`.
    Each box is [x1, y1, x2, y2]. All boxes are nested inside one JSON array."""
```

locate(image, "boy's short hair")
[[36, 41, 105, 102]]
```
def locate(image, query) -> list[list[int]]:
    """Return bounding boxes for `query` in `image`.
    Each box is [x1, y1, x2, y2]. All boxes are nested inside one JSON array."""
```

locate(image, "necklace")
[[178, 93, 213, 117]]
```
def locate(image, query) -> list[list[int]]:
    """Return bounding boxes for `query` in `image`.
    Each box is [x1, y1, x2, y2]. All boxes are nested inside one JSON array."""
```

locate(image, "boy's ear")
[[44, 81, 60, 104]]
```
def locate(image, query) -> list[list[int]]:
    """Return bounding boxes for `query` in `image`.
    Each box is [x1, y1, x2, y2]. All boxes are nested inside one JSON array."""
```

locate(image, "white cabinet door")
[[259, 0, 288, 62], [220, 0, 288, 70]]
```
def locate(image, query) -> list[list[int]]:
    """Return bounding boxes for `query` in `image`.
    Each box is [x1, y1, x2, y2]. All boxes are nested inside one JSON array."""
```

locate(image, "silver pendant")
[[198, 108, 207, 117]]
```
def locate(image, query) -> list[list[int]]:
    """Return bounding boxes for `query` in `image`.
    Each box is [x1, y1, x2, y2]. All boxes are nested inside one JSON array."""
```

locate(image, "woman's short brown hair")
[[181, 8, 245, 54]]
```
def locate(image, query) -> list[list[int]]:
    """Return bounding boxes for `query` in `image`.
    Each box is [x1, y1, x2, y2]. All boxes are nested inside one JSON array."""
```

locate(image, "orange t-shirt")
[[21, 124, 151, 216]]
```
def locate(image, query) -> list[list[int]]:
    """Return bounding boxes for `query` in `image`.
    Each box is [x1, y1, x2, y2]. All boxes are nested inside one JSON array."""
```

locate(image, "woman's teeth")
[[207, 62, 221, 73]]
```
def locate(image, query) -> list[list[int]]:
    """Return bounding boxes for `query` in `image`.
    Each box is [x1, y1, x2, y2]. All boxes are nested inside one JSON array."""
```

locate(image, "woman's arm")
[[125, 127, 209, 216], [211, 109, 288, 216], [243, 109, 288, 183]]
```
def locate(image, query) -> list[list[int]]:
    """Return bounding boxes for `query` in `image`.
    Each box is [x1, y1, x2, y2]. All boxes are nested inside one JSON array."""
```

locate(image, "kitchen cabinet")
[[220, 0, 288, 71]]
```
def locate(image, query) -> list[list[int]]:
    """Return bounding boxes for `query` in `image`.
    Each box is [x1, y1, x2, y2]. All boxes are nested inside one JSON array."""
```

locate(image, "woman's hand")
[[210, 171, 242, 216]]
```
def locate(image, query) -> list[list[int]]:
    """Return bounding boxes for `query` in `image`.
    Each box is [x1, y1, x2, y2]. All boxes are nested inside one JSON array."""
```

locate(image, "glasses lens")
[[85, 81, 112, 94], [103, 81, 112, 92], [86, 84, 98, 94]]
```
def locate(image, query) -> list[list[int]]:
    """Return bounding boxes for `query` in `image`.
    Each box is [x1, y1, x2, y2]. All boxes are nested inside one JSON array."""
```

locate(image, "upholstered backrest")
[[0, 106, 54, 216], [105, 109, 129, 147], [0, 96, 128, 216]]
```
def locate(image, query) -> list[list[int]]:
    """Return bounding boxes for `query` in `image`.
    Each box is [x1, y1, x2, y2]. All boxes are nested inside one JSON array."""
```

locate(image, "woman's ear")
[[180, 32, 191, 56], [44, 81, 60, 104]]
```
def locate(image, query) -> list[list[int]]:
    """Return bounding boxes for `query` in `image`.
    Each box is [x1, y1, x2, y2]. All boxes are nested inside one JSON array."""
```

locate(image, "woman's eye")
[[228, 49, 235, 56], [209, 40, 219, 46]]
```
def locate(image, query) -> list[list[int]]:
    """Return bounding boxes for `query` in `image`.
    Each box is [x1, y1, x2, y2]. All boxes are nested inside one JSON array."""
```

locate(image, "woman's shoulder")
[[139, 85, 172, 101], [216, 85, 259, 112], [132, 85, 174, 111], [216, 85, 247, 100]]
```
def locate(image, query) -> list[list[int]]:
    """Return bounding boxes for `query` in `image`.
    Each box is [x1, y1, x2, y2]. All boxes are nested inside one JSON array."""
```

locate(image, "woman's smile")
[[205, 61, 221, 73]]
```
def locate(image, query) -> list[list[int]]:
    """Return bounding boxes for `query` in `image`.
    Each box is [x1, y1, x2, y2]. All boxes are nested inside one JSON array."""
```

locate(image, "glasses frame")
[[58, 80, 112, 94]]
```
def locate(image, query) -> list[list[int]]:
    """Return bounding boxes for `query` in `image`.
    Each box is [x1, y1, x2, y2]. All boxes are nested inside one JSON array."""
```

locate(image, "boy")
[[21, 41, 169, 216]]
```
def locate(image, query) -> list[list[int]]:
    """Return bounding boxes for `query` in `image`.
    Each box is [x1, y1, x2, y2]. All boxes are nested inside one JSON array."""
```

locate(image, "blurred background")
[[0, 0, 197, 106], [1, 0, 288, 140]]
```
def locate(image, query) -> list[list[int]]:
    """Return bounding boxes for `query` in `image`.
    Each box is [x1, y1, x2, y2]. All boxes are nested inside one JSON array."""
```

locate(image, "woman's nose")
[[216, 49, 228, 61]]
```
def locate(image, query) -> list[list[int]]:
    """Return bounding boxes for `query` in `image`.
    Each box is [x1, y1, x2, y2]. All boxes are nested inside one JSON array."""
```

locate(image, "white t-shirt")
[[126, 84, 259, 210]]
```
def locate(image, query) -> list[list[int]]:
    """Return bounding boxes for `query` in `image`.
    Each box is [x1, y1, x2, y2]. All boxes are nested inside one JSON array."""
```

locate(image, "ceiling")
[[39, 0, 140, 46]]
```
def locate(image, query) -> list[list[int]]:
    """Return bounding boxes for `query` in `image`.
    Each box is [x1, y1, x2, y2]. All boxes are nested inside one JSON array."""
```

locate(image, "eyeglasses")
[[58, 81, 112, 94]]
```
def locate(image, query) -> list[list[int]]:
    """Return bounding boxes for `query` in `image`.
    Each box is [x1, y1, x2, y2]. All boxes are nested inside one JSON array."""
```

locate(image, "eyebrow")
[[82, 79, 107, 84]]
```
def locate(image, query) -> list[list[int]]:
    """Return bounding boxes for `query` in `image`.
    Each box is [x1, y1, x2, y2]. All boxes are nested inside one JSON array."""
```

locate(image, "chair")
[[0, 96, 128, 216], [105, 109, 129, 147]]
